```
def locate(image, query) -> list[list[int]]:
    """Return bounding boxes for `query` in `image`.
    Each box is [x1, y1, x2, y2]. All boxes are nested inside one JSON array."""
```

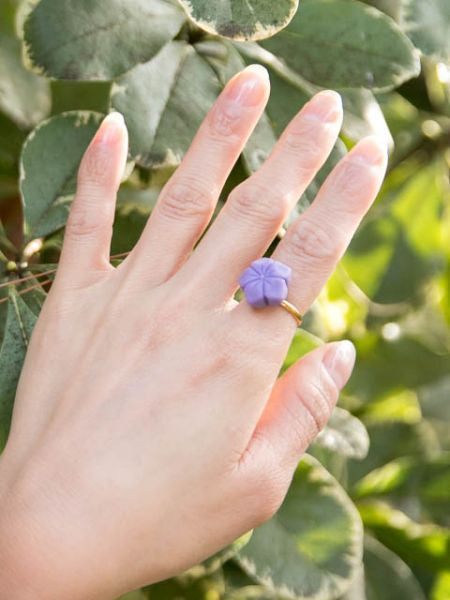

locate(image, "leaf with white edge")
[[0, 0, 50, 127], [184, 531, 254, 578], [400, 0, 450, 62], [261, 0, 420, 91], [0, 290, 37, 451], [178, 0, 299, 41], [358, 501, 450, 572], [20, 111, 104, 240], [363, 535, 426, 600], [22, 0, 186, 80], [111, 41, 221, 168], [315, 407, 370, 460], [236, 454, 363, 600]]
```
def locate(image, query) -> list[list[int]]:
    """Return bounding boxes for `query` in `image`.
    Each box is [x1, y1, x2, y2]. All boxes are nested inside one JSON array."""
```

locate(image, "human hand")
[[0, 65, 387, 599]]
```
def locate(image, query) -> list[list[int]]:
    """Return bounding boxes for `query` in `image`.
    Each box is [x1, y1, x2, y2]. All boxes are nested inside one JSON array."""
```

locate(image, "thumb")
[[245, 340, 356, 472]]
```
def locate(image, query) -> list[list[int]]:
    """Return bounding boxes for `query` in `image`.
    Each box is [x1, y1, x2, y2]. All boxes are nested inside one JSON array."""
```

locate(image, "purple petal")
[[263, 277, 288, 306], [265, 260, 292, 283], [251, 257, 272, 275], [243, 279, 266, 308], [239, 267, 260, 288]]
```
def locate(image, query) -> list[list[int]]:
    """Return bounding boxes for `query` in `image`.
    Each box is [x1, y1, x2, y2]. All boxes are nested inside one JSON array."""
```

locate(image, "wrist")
[[0, 461, 81, 600]]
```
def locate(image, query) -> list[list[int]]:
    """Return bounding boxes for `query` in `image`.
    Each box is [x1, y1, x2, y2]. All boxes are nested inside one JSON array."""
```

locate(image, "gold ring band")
[[280, 300, 303, 327]]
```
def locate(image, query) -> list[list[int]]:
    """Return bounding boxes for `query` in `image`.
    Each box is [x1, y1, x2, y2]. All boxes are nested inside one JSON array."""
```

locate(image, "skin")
[[0, 65, 387, 599]]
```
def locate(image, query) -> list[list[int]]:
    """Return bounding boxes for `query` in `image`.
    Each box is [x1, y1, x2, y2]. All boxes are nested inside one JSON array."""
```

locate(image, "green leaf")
[[178, 0, 299, 41], [282, 328, 322, 372], [400, 0, 450, 62], [0, 0, 50, 127], [111, 41, 221, 168], [355, 454, 450, 528], [359, 501, 450, 573], [20, 111, 104, 240], [347, 420, 440, 488], [339, 89, 393, 148], [0, 290, 37, 451], [22, 0, 186, 80], [431, 571, 450, 600], [260, 0, 420, 91], [363, 535, 427, 600], [185, 532, 254, 579], [314, 407, 370, 460], [236, 455, 363, 600], [0, 111, 26, 176], [51, 81, 113, 115]]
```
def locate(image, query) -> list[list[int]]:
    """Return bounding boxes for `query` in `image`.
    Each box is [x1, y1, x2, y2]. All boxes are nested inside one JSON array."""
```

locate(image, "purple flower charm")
[[239, 257, 292, 308]]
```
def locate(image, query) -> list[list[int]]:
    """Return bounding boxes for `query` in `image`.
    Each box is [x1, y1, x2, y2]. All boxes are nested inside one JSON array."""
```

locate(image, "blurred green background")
[[0, 0, 449, 598]]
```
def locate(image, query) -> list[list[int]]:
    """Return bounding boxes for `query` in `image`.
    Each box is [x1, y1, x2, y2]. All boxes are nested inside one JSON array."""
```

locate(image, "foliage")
[[0, 0, 449, 598]]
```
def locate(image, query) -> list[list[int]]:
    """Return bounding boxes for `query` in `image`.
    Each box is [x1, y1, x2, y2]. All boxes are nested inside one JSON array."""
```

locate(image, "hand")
[[0, 65, 386, 599]]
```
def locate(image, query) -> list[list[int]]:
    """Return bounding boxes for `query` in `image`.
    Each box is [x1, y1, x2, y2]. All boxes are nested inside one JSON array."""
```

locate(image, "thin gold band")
[[280, 300, 303, 327]]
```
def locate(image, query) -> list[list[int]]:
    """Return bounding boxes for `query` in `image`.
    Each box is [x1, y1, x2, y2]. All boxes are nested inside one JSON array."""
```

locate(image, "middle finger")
[[172, 90, 343, 306]]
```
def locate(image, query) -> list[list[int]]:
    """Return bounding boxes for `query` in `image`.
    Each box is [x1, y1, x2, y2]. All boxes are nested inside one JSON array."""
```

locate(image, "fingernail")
[[225, 64, 269, 107], [322, 341, 356, 389], [303, 90, 342, 123], [95, 112, 125, 145], [350, 136, 387, 166]]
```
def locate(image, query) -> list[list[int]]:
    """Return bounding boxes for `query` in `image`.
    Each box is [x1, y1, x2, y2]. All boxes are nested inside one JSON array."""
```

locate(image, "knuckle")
[[228, 182, 290, 227], [207, 103, 242, 140], [78, 148, 111, 185], [295, 378, 335, 435], [284, 126, 326, 169], [288, 218, 337, 262], [65, 203, 108, 240], [334, 161, 371, 206], [158, 177, 215, 222]]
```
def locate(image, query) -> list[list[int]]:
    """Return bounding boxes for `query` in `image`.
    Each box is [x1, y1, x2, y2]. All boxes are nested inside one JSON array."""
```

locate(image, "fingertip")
[[349, 135, 388, 168], [302, 89, 343, 124], [93, 111, 128, 147], [243, 63, 270, 85], [224, 63, 270, 107]]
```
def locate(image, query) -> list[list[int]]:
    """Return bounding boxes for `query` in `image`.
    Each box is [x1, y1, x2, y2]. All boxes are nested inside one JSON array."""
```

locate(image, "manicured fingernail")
[[350, 136, 387, 166], [226, 64, 269, 107], [322, 340, 356, 389], [303, 90, 342, 123], [95, 112, 125, 145]]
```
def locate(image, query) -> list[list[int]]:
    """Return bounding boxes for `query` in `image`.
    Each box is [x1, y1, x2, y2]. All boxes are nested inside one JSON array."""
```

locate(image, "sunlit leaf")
[[359, 501, 450, 573], [178, 0, 299, 41], [363, 535, 426, 600], [314, 407, 370, 460], [236, 455, 363, 599], [431, 571, 450, 600]]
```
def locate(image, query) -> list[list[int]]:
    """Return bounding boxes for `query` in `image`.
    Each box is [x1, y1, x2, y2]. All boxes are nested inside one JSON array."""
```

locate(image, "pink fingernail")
[[225, 65, 269, 107], [303, 90, 343, 123], [94, 112, 125, 145], [322, 341, 356, 389], [350, 136, 388, 166]]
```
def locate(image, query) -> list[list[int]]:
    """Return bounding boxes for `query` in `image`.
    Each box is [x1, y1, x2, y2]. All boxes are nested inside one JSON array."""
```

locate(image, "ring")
[[239, 258, 303, 327]]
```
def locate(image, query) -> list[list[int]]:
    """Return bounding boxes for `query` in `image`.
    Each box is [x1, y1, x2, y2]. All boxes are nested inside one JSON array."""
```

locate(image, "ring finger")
[[233, 135, 388, 342]]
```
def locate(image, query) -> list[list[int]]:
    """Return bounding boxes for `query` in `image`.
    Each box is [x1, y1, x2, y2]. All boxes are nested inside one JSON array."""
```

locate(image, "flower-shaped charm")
[[239, 257, 292, 308]]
